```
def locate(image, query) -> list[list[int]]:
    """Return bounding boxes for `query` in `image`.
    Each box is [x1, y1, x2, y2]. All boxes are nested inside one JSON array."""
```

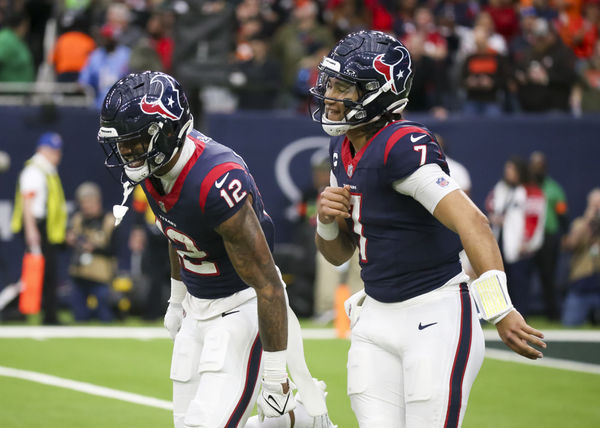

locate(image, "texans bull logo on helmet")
[[372, 45, 412, 95], [140, 74, 184, 121]]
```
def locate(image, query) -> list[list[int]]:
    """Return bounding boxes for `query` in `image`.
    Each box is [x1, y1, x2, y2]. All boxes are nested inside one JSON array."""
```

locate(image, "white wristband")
[[169, 278, 187, 304], [469, 270, 514, 324], [316, 217, 339, 241], [263, 350, 287, 384]]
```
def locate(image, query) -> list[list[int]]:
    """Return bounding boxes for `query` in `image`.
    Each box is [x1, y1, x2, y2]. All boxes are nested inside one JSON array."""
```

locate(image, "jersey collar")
[[144, 134, 205, 212], [341, 120, 404, 178]]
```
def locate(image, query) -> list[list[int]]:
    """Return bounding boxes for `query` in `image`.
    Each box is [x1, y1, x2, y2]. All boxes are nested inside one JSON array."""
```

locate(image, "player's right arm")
[[315, 184, 356, 266]]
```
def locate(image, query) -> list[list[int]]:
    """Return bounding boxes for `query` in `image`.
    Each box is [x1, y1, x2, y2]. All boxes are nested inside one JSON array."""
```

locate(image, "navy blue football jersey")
[[141, 129, 274, 299], [329, 120, 463, 303]]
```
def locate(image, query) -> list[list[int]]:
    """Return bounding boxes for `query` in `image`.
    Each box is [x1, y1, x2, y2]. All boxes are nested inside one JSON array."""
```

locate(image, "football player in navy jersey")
[[310, 30, 547, 428], [98, 71, 334, 428]]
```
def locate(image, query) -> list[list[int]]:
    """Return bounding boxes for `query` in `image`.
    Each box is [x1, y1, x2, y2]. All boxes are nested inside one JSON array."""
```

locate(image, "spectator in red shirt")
[[487, 156, 545, 317], [485, 0, 521, 42], [129, 9, 174, 73], [364, 0, 394, 32], [403, 6, 448, 61]]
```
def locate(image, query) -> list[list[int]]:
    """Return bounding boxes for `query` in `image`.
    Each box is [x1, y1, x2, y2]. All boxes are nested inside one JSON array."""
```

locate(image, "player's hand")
[[495, 310, 546, 360], [163, 302, 184, 341], [257, 379, 296, 421], [317, 185, 351, 223]]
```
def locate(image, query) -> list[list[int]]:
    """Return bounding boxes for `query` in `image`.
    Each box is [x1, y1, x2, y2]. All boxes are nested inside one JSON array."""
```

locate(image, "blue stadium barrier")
[[0, 107, 599, 291]]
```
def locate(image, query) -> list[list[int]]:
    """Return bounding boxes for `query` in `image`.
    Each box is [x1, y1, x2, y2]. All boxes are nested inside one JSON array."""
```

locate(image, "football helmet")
[[98, 71, 193, 184], [310, 30, 413, 136]]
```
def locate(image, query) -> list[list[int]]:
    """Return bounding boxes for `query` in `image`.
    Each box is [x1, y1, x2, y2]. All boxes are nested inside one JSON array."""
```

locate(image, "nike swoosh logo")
[[410, 134, 427, 143], [418, 322, 438, 330], [215, 172, 230, 189], [221, 310, 240, 317], [266, 393, 289, 415]]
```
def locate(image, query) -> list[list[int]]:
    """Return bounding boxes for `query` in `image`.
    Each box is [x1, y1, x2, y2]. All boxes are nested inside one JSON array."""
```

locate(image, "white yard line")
[[0, 326, 600, 343], [0, 326, 340, 340], [1, 352, 598, 415], [0, 326, 599, 341], [0, 365, 172, 410], [484, 349, 600, 375], [482, 329, 600, 342], [0, 326, 171, 339]]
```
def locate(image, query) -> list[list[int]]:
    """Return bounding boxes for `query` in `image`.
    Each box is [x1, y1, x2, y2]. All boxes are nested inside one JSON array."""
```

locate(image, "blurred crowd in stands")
[[1, 0, 600, 118]]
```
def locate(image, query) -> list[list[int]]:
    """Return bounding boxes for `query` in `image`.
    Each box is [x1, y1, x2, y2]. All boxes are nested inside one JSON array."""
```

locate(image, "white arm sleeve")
[[169, 278, 187, 304], [392, 163, 461, 214]]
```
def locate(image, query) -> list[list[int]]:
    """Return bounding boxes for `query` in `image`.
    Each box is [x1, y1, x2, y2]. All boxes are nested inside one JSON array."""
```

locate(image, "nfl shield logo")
[[436, 177, 449, 187], [347, 164, 354, 177], [158, 201, 166, 212]]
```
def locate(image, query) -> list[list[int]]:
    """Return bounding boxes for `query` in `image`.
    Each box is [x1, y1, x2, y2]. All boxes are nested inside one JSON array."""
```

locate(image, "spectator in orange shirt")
[[462, 24, 510, 115], [554, 0, 597, 58], [49, 14, 95, 82]]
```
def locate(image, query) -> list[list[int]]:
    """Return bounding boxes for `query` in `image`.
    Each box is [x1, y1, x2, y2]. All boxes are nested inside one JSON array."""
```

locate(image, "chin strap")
[[113, 181, 135, 226]]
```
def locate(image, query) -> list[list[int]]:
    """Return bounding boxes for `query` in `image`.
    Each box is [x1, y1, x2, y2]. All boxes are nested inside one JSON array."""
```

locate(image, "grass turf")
[[0, 337, 599, 427]]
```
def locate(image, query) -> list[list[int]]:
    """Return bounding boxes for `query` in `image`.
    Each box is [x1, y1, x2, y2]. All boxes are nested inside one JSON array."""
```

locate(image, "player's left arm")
[[164, 241, 186, 340], [216, 197, 295, 419], [168, 241, 182, 281], [389, 133, 545, 359], [433, 190, 546, 360]]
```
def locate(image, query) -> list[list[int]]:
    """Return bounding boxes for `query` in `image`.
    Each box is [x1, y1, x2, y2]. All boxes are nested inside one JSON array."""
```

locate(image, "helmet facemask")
[[98, 116, 193, 185], [309, 30, 413, 136], [310, 62, 409, 137]]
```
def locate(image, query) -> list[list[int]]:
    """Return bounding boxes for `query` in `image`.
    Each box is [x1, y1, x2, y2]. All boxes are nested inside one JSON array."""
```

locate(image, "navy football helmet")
[[310, 30, 413, 136], [98, 71, 193, 184]]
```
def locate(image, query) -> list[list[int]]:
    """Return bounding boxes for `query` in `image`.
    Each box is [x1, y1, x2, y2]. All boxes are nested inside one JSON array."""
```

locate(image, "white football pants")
[[348, 282, 485, 428], [171, 297, 262, 428]]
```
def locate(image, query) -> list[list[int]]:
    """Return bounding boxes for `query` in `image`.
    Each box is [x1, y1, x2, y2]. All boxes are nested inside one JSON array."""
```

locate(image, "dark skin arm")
[[168, 242, 182, 280], [216, 197, 287, 351]]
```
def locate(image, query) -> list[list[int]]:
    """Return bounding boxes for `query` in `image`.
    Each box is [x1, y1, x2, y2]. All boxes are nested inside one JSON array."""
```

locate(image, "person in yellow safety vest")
[[11, 132, 67, 325]]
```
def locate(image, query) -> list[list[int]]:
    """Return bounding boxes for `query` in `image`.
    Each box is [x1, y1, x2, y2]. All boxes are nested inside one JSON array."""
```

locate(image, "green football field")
[[0, 330, 599, 428]]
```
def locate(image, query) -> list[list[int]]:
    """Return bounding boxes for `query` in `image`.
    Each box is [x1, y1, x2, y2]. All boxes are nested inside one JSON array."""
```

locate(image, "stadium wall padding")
[[0, 106, 598, 286]]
